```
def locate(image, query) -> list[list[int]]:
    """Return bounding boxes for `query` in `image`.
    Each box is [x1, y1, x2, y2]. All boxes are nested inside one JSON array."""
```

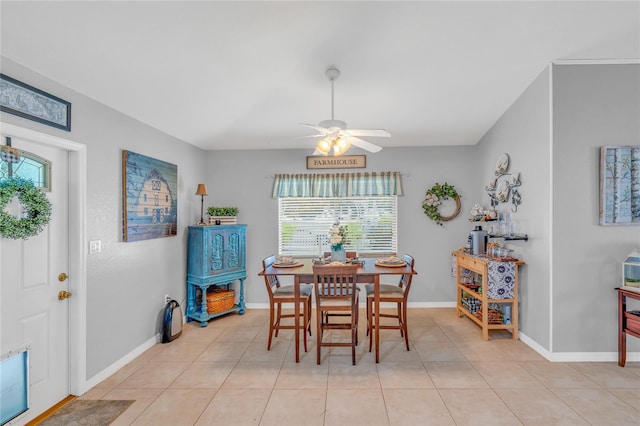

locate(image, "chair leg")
[[302, 299, 308, 353], [316, 307, 323, 365], [368, 297, 373, 352], [355, 297, 359, 346], [268, 303, 275, 350], [275, 303, 282, 337], [307, 296, 313, 336], [403, 301, 410, 351], [365, 297, 370, 337], [352, 323, 357, 366], [397, 302, 404, 337]]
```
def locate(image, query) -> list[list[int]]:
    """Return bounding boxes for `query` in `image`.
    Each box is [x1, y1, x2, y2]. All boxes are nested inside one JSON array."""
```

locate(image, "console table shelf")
[[453, 251, 524, 340]]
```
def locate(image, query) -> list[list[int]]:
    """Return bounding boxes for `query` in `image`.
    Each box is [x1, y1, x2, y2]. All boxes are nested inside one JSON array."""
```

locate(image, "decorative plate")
[[495, 153, 509, 175], [375, 261, 407, 267], [273, 261, 303, 268]]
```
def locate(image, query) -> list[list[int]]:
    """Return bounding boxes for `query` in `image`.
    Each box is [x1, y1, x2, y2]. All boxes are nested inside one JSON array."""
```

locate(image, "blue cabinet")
[[186, 224, 247, 326]]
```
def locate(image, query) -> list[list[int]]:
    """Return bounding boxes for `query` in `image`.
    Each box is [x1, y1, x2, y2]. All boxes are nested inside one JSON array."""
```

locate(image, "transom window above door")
[[0, 149, 51, 190]]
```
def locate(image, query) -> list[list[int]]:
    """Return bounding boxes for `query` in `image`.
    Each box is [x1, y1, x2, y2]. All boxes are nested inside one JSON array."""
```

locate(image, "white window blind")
[[278, 196, 397, 257]]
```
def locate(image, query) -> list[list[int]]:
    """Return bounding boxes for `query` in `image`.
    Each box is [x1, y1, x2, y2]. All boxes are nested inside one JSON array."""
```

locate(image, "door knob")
[[58, 273, 68, 282], [58, 290, 72, 300]]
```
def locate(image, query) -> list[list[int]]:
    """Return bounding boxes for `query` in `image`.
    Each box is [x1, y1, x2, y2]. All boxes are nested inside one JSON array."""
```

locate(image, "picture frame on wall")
[[600, 145, 640, 226], [122, 150, 178, 242], [0, 73, 71, 131]]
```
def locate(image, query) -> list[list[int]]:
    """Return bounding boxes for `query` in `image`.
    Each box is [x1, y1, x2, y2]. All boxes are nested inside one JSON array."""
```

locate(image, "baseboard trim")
[[245, 302, 457, 310], [81, 334, 159, 394], [518, 332, 640, 362]]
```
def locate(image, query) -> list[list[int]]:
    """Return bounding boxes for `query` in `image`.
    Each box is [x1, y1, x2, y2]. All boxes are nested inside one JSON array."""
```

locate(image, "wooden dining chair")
[[313, 264, 360, 365], [366, 254, 415, 351], [262, 255, 312, 352], [321, 251, 358, 323]]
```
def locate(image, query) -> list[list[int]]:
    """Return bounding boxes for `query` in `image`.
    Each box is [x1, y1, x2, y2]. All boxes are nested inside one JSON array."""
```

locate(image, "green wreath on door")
[[0, 177, 52, 239]]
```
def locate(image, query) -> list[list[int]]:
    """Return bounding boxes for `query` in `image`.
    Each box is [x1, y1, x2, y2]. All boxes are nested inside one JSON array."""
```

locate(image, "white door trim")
[[0, 122, 88, 395]]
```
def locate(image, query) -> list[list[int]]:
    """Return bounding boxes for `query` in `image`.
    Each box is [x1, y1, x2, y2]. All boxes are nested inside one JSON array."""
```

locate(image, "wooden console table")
[[617, 287, 640, 367], [453, 251, 524, 340]]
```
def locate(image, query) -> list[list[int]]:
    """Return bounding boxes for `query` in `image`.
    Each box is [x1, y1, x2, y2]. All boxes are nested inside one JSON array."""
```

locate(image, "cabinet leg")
[[238, 278, 246, 315], [200, 321, 208, 328]]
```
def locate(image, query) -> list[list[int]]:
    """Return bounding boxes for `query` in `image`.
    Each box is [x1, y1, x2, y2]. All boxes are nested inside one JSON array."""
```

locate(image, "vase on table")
[[331, 245, 347, 263]]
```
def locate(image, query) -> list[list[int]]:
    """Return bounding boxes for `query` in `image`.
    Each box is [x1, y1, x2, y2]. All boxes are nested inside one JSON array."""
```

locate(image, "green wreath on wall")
[[0, 177, 52, 239], [422, 182, 461, 226]]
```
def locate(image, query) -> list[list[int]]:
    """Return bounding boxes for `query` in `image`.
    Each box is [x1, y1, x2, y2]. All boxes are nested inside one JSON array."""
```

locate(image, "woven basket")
[[206, 289, 235, 314], [473, 307, 504, 324]]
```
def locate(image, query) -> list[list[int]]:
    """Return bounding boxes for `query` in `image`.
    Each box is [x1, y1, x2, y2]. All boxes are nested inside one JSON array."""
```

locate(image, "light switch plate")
[[89, 240, 102, 254]]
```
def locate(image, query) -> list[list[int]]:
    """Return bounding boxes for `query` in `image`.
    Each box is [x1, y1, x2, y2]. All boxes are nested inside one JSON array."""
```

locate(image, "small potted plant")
[[207, 207, 239, 225]]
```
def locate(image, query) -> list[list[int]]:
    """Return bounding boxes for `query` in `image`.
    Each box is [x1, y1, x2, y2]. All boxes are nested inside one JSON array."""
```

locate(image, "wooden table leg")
[[618, 291, 626, 367], [374, 275, 380, 363], [294, 276, 300, 363]]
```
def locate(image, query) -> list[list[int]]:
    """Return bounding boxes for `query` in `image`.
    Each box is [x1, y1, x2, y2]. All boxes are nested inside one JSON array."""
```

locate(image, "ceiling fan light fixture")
[[301, 66, 388, 155], [315, 137, 332, 155], [332, 136, 351, 156]]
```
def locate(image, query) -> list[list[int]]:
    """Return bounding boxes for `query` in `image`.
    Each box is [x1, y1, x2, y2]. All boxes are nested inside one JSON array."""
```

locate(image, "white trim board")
[[245, 302, 457, 310], [553, 59, 640, 66], [0, 122, 88, 395], [519, 332, 640, 362], [82, 335, 159, 393]]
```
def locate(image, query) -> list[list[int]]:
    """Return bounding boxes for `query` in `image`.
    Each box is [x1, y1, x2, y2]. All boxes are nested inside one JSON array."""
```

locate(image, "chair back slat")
[[398, 254, 415, 291], [313, 264, 358, 302], [262, 255, 281, 294]]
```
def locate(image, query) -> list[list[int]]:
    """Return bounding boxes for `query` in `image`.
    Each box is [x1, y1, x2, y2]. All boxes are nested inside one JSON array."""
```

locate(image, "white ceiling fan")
[[300, 67, 390, 156]]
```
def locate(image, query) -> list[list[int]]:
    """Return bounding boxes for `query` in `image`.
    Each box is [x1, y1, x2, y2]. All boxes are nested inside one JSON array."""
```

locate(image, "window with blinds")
[[278, 196, 397, 257]]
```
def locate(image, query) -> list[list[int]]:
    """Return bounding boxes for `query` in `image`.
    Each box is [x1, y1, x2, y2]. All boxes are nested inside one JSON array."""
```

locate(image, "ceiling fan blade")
[[349, 136, 383, 153], [299, 123, 331, 134], [347, 129, 391, 138], [297, 134, 325, 139]]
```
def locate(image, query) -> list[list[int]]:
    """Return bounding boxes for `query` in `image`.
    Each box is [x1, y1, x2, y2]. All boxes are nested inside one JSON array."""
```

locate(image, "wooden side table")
[[617, 287, 640, 367]]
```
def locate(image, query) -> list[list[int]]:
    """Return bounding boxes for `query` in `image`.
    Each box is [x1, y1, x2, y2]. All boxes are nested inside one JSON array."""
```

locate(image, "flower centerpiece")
[[329, 221, 348, 263]]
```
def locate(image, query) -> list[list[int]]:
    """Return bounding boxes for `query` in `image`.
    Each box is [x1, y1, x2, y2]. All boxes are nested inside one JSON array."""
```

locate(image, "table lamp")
[[195, 183, 208, 225]]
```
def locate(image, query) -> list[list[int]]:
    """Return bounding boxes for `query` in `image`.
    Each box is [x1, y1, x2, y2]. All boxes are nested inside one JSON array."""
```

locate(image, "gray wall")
[[204, 146, 480, 306], [2, 57, 637, 382], [476, 67, 553, 349], [552, 63, 640, 353], [477, 62, 640, 354], [0, 57, 208, 378]]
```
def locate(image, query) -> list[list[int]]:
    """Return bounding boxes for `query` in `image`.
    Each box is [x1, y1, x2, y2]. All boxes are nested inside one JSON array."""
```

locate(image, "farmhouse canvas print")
[[122, 150, 178, 241]]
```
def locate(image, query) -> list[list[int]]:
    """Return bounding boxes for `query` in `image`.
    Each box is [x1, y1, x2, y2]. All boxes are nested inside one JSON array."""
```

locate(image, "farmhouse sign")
[[306, 155, 366, 170]]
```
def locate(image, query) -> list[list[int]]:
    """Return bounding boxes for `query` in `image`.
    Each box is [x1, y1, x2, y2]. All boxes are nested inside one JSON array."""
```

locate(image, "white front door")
[[1, 137, 70, 424]]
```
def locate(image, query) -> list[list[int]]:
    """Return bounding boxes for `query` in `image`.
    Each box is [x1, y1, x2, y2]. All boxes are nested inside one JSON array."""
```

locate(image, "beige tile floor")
[[81, 308, 640, 425]]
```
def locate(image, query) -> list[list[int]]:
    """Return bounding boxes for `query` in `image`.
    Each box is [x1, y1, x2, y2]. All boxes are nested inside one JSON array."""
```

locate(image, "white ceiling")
[[1, 1, 638, 152]]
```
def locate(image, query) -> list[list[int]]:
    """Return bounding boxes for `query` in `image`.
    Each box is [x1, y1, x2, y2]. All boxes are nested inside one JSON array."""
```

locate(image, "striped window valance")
[[272, 171, 403, 198]]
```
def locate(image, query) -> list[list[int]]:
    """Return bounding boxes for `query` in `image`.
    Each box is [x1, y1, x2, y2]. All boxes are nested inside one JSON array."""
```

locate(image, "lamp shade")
[[195, 184, 208, 196]]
